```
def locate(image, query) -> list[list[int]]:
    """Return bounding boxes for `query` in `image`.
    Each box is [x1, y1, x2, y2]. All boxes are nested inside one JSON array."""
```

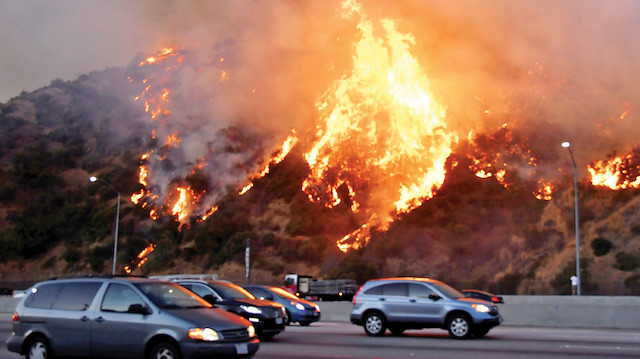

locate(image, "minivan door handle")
[[94, 316, 105, 323], [409, 299, 416, 303], [80, 316, 90, 321], [379, 298, 385, 301]]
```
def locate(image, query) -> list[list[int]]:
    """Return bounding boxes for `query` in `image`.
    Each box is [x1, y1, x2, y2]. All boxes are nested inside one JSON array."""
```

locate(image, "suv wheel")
[[363, 312, 386, 336], [447, 314, 471, 339], [149, 342, 181, 359], [26, 336, 51, 359]]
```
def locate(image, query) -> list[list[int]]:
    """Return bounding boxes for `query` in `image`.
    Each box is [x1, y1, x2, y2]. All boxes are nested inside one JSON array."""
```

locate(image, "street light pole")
[[561, 142, 581, 295], [90, 176, 120, 275]]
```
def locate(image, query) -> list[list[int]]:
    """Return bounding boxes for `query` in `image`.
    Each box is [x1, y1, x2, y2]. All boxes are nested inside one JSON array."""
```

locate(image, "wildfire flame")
[[588, 147, 640, 189], [302, 0, 456, 251], [124, 244, 157, 274]]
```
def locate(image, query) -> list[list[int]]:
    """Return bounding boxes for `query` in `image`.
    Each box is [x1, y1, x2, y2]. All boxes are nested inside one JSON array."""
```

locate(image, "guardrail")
[[3, 295, 640, 329], [316, 295, 640, 330]]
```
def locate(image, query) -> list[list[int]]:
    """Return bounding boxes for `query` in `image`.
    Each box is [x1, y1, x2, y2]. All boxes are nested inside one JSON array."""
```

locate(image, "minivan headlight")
[[240, 305, 262, 314], [472, 304, 490, 313], [188, 328, 220, 341]]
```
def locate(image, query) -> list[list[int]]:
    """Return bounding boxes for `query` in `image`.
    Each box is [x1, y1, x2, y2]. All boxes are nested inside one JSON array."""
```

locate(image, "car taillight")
[[12, 313, 19, 322], [492, 297, 500, 303], [352, 286, 363, 305]]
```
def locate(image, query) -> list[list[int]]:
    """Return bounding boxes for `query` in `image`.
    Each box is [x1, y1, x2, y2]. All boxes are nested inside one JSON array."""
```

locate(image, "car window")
[[24, 283, 62, 309], [183, 283, 216, 298], [247, 287, 269, 299], [101, 284, 146, 313], [429, 281, 464, 299], [53, 282, 102, 311], [136, 282, 211, 309], [363, 284, 383, 295], [208, 282, 256, 300], [408, 283, 434, 298], [382, 283, 408, 296], [270, 287, 302, 300]]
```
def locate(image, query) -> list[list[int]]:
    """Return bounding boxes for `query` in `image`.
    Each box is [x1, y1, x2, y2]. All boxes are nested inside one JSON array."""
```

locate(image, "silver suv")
[[7, 276, 260, 358], [350, 277, 502, 339]]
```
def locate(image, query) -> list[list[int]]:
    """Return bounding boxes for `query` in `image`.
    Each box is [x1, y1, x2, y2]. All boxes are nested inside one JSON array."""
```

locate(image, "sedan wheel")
[[447, 314, 471, 339], [364, 312, 386, 336], [26, 337, 50, 359]]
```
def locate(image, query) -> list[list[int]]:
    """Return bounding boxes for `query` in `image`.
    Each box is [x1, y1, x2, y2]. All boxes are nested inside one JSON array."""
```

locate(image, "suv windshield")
[[136, 282, 211, 309], [430, 281, 464, 299], [210, 282, 256, 300]]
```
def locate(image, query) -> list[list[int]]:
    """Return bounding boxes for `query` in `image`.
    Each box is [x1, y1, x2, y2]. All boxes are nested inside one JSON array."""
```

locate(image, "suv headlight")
[[472, 304, 490, 313], [188, 328, 220, 341], [240, 305, 262, 314]]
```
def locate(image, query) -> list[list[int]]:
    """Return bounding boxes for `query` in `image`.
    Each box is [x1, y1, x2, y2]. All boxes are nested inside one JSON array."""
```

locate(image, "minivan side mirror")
[[428, 294, 442, 301], [128, 304, 151, 315]]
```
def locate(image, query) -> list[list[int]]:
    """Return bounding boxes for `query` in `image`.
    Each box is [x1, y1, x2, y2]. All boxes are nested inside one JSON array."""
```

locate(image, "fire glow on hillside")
[[122, 0, 639, 258]]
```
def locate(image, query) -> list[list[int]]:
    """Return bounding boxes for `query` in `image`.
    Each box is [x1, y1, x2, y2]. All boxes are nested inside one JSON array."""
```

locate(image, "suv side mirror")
[[128, 304, 151, 315], [428, 294, 442, 301]]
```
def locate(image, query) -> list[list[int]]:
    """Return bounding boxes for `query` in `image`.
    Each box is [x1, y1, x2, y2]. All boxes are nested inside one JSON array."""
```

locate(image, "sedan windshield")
[[270, 287, 302, 301], [136, 282, 211, 309], [209, 282, 256, 300]]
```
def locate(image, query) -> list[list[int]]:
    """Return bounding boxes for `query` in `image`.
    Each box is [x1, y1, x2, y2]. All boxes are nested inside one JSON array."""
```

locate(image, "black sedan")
[[461, 289, 504, 304]]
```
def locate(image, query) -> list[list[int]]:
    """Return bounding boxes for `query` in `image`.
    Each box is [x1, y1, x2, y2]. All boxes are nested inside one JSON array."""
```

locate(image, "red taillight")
[[492, 296, 500, 303], [352, 286, 363, 305], [12, 313, 19, 322]]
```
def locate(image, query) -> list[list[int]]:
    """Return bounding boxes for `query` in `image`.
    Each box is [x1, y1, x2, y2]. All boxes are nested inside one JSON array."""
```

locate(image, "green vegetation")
[[614, 252, 639, 272], [591, 237, 613, 257]]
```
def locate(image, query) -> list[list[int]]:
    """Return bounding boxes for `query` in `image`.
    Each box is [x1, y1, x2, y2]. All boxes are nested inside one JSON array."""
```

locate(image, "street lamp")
[[89, 176, 120, 275], [561, 142, 581, 295]]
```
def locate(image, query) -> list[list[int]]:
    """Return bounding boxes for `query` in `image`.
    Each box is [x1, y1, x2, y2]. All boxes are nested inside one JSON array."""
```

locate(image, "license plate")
[[276, 317, 283, 324], [236, 343, 249, 354]]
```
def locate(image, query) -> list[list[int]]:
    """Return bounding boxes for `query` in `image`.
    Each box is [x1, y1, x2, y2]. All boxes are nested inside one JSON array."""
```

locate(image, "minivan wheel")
[[26, 336, 51, 359], [447, 314, 471, 339], [363, 312, 386, 336], [149, 342, 181, 359]]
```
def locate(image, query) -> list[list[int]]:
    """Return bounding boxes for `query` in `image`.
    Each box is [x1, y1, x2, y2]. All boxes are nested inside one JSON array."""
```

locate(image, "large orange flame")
[[303, 0, 456, 251], [589, 149, 640, 190]]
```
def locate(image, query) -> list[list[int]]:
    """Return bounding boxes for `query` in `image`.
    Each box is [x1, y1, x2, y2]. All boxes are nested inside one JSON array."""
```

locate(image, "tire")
[[258, 333, 276, 341], [149, 342, 181, 359], [389, 326, 405, 336], [299, 321, 311, 326], [26, 336, 52, 359], [363, 312, 386, 336], [447, 314, 471, 339], [473, 327, 490, 338], [284, 310, 292, 325]]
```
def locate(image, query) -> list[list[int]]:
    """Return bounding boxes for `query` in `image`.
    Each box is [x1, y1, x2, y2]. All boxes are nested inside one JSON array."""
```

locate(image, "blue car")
[[244, 285, 321, 326]]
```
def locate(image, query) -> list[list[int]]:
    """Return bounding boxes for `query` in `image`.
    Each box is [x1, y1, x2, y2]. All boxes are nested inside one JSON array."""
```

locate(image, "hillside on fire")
[[1, 1, 640, 295]]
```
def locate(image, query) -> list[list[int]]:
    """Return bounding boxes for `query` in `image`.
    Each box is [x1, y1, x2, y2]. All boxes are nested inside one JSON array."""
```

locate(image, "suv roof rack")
[[149, 274, 219, 281]]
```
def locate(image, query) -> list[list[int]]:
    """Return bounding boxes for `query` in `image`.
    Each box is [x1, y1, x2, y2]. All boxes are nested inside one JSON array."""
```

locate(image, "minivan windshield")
[[430, 281, 464, 299], [136, 282, 211, 309]]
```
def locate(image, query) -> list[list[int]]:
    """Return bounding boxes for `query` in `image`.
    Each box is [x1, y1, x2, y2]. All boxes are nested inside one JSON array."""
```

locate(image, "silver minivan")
[[350, 277, 502, 339], [7, 276, 260, 358]]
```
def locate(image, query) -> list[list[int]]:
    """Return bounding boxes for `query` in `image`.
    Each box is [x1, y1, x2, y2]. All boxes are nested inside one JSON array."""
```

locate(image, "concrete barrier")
[[315, 295, 640, 330], [3, 295, 640, 330]]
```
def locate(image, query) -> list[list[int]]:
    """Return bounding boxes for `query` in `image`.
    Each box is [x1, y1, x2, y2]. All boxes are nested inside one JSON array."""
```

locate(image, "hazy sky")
[[1, 0, 639, 164]]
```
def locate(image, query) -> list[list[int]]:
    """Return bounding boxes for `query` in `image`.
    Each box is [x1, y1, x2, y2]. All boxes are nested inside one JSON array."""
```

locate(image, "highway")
[[3, 314, 640, 359]]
